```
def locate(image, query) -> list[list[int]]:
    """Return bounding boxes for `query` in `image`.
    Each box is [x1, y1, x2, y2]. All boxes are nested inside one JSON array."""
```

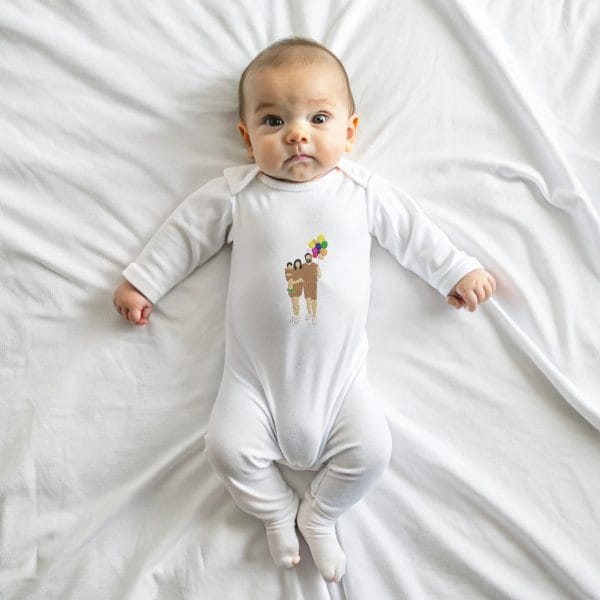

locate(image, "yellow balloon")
[[308, 240, 315, 248], [317, 234, 325, 243]]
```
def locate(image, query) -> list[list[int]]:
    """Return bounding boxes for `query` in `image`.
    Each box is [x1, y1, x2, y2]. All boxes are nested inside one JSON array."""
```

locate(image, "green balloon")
[[321, 241, 328, 249]]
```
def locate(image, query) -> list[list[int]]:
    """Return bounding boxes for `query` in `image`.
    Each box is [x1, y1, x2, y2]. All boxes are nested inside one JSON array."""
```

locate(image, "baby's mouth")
[[286, 153, 312, 163]]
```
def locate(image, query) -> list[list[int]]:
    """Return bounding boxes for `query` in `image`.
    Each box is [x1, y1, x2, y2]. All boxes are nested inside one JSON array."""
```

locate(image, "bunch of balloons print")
[[308, 234, 329, 259]]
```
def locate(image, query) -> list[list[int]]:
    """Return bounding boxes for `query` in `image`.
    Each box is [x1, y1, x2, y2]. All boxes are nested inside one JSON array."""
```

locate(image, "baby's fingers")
[[446, 294, 465, 310], [460, 289, 479, 312], [137, 306, 152, 325], [482, 280, 494, 300], [114, 302, 130, 321], [468, 291, 479, 311], [128, 307, 142, 324], [475, 283, 487, 304], [477, 278, 496, 306]]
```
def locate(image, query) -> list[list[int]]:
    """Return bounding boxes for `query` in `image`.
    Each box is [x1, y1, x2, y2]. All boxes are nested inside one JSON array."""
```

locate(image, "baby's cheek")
[[255, 140, 277, 166]]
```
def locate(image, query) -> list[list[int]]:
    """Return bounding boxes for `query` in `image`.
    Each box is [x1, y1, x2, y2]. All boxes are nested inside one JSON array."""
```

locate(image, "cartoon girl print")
[[285, 259, 304, 324]]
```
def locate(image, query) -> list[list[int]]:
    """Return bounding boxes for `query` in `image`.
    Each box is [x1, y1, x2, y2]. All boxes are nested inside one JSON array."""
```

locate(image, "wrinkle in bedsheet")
[[436, 0, 600, 427], [0, 403, 37, 582], [388, 410, 599, 599]]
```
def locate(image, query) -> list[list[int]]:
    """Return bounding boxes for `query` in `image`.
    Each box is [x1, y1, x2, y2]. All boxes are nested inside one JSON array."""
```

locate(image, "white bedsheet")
[[2, 1, 599, 598]]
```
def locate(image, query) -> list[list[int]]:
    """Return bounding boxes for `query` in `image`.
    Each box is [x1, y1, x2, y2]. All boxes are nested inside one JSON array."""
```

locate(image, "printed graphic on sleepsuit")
[[284, 234, 329, 325]]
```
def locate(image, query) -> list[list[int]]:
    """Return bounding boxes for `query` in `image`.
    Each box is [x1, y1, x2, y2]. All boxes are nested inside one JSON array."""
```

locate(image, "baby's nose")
[[285, 122, 309, 144]]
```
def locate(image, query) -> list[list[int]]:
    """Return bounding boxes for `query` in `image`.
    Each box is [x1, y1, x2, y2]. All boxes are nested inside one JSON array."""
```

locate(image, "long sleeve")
[[122, 176, 233, 304], [366, 174, 483, 297]]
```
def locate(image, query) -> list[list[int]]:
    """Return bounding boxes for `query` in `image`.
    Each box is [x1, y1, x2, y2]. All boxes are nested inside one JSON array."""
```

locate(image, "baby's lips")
[[285, 153, 312, 163]]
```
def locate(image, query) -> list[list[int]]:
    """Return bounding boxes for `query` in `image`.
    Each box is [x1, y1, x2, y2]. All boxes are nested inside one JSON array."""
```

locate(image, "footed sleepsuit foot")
[[265, 517, 301, 568], [297, 497, 346, 582]]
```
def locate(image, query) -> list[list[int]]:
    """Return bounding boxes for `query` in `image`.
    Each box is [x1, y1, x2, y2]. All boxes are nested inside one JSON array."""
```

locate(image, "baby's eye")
[[264, 116, 284, 127], [312, 114, 329, 124]]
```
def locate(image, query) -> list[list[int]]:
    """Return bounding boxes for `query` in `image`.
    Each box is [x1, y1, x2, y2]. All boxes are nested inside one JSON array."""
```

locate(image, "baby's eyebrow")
[[308, 98, 335, 107], [254, 102, 277, 114], [253, 98, 335, 114]]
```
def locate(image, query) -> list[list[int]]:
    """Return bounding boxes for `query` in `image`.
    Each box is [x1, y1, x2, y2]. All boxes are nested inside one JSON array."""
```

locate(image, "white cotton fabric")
[[123, 160, 481, 473], [2, 1, 600, 599]]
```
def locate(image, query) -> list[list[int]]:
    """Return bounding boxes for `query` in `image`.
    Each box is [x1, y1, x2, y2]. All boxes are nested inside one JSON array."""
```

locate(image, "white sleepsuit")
[[122, 158, 483, 567]]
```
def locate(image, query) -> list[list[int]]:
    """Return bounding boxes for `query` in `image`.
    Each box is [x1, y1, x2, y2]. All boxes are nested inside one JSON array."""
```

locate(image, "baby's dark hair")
[[238, 37, 355, 121]]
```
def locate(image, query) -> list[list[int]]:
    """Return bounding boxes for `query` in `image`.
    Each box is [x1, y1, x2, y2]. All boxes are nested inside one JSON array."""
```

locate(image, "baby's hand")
[[447, 269, 496, 312], [113, 280, 153, 325]]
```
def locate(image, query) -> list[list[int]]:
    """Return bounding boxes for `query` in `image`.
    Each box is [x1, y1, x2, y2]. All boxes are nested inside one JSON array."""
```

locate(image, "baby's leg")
[[205, 368, 300, 568], [297, 365, 392, 582]]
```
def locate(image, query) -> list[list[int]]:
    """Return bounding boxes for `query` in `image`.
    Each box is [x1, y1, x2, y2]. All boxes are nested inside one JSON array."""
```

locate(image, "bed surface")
[[2, 1, 600, 598]]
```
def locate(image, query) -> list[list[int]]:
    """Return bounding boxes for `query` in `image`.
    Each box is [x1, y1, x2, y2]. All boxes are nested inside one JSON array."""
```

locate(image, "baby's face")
[[238, 61, 359, 182]]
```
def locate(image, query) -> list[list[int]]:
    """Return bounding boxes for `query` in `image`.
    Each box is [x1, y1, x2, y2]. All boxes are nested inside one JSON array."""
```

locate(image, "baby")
[[113, 37, 496, 583]]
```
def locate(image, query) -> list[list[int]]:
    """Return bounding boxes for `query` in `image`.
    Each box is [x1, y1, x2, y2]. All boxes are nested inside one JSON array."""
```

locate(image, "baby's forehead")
[[238, 44, 354, 119], [244, 60, 347, 103], [247, 56, 342, 86], [254, 45, 339, 73]]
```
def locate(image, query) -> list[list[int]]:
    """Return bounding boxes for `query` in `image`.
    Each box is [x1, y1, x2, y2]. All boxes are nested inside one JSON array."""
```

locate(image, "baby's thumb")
[[446, 294, 464, 310], [138, 306, 152, 325]]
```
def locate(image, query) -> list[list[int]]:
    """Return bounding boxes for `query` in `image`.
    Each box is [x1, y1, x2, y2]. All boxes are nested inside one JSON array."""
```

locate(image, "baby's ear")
[[345, 114, 360, 152], [237, 122, 254, 159]]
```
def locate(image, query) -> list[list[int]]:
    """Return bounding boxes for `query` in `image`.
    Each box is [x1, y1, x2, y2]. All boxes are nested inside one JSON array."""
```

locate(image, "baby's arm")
[[366, 174, 493, 307], [113, 280, 153, 325], [446, 269, 496, 312], [114, 176, 233, 325]]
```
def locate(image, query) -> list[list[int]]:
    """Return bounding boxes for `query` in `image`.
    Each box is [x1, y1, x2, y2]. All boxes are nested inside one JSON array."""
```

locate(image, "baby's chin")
[[261, 164, 335, 184]]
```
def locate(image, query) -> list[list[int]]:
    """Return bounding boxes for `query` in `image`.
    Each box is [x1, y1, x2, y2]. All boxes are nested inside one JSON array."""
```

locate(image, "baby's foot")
[[297, 499, 346, 583], [265, 517, 301, 569]]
